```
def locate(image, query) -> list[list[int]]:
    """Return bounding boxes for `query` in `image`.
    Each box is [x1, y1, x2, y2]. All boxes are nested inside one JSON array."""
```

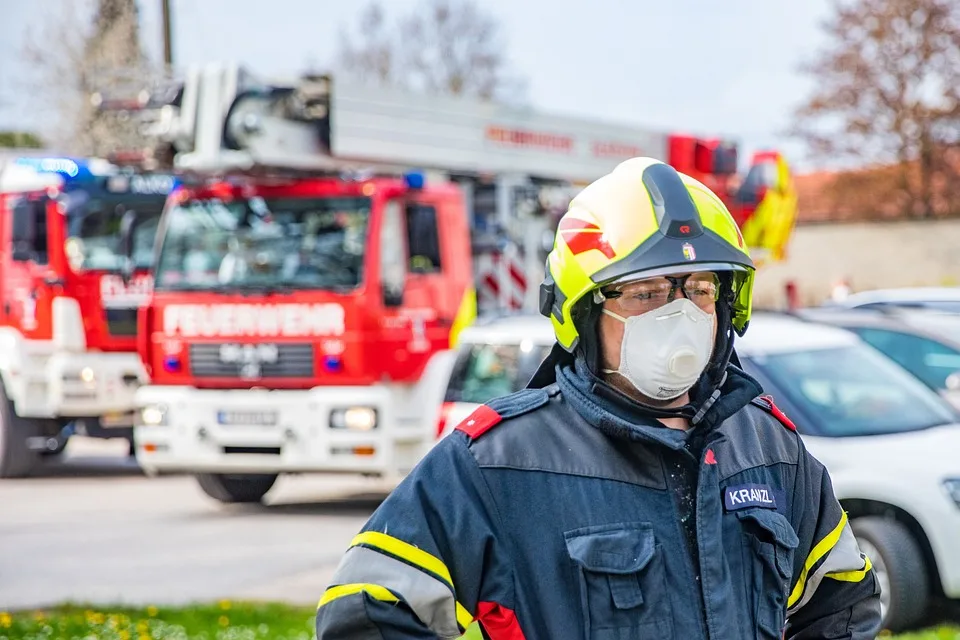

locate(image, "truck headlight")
[[943, 479, 960, 508], [330, 407, 378, 431], [140, 404, 168, 427]]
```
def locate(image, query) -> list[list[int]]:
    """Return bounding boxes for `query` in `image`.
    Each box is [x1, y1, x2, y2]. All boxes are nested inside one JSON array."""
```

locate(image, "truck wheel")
[[0, 384, 40, 478], [850, 516, 929, 632], [195, 473, 278, 504]]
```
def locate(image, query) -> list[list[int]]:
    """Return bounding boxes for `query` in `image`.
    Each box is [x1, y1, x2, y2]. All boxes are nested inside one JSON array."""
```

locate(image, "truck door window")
[[406, 203, 442, 273], [62, 190, 166, 271], [11, 197, 48, 264], [380, 200, 407, 304]]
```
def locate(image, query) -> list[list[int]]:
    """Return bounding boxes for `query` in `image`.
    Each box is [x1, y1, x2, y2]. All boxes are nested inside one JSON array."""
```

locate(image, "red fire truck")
[[110, 63, 796, 502], [0, 157, 173, 477]]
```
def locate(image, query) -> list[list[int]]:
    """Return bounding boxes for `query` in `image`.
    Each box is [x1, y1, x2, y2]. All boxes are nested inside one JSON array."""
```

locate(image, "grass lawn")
[[0, 601, 955, 639]]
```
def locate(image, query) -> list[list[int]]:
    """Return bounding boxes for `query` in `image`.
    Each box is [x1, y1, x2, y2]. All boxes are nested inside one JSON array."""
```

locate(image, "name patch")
[[724, 483, 777, 511]]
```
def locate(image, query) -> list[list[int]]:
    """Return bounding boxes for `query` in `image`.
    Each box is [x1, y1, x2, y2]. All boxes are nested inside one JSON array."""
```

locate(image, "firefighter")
[[315, 157, 881, 639]]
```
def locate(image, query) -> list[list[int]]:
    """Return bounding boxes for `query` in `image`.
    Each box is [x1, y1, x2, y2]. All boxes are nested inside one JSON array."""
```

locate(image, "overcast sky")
[[0, 0, 834, 171]]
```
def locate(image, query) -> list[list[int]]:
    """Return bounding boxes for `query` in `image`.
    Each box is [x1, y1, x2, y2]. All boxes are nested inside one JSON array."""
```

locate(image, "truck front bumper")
[[133, 385, 431, 477], [12, 351, 145, 423]]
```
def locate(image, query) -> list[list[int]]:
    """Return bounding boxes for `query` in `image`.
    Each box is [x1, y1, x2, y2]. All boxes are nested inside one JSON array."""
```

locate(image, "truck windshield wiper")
[[209, 282, 296, 296]]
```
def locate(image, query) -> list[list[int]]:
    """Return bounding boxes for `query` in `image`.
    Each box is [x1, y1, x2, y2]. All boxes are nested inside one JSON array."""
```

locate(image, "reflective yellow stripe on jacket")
[[787, 512, 873, 614], [319, 531, 474, 635]]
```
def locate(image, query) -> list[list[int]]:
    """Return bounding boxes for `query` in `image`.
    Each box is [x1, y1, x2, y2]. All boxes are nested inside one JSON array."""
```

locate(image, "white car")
[[440, 312, 960, 632], [827, 286, 960, 313]]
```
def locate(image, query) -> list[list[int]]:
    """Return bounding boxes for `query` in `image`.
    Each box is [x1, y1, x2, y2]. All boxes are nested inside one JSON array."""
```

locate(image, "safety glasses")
[[598, 272, 720, 315]]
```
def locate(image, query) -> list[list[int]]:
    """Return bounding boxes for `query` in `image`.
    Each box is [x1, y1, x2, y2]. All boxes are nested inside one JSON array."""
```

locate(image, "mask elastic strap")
[[601, 308, 628, 323], [600, 309, 625, 376]]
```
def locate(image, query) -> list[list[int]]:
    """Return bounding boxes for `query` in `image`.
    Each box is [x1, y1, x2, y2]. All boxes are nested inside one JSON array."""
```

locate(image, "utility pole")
[[161, 0, 173, 66]]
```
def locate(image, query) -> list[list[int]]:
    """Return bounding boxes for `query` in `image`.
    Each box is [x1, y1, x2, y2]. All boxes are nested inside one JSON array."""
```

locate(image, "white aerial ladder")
[[93, 62, 674, 314]]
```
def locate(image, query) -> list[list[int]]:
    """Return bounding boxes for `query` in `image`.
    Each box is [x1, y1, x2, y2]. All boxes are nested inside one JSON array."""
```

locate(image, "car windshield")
[[154, 195, 371, 292], [751, 343, 957, 437], [62, 191, 165, 271], [445, 341, 552, 404]]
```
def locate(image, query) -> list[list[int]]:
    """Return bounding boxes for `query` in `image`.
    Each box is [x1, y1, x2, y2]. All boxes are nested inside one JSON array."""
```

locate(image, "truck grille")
[[105, 308, 138, 337], [188, 343, 315, 378]]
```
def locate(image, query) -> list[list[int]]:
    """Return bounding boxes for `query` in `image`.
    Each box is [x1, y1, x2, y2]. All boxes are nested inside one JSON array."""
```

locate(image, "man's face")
[[598, 271, 720, 375]]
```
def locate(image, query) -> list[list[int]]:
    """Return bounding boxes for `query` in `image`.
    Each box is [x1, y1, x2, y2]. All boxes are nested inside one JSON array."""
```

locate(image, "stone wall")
[[752, 219, 960, 309]]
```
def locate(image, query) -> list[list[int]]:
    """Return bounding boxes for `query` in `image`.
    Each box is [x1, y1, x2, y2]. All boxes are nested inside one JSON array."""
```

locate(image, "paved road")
[[0, 438, 392, 611]]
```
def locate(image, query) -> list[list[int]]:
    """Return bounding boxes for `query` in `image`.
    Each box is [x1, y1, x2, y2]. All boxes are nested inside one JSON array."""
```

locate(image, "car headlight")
[[140, 404, 168, 427], [330, 407, 378, 431], [943, 479, 960, 508]]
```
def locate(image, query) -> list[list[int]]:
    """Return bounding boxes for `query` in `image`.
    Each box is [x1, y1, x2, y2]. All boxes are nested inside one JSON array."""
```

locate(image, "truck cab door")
[[377, 196, 450, 381], [6, 194, 60, 340]]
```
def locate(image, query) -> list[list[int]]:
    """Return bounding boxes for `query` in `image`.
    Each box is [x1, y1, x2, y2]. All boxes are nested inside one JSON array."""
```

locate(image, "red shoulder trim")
[[759, 394, 797, 432], [455, 405, 503, 439], [475, 601, 527, 639]]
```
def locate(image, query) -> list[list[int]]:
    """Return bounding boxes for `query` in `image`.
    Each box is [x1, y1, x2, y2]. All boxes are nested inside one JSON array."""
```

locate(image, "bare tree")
[[336, 3, 399, 88], [791, 0, 960, 218], [21, 0, 153, 157], [335, 0, 527, 103]]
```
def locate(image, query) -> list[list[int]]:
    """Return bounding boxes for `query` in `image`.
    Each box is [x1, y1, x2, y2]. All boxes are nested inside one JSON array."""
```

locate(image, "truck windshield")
[[63, 191, 165, 271], [154, 195, 371, 292]]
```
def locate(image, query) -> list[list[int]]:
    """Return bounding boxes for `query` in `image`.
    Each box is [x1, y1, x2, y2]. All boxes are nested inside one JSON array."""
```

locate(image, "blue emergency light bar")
[[14, 156, 101, 182], [403, 171, 425, 190], [15, 156, 180, 196]]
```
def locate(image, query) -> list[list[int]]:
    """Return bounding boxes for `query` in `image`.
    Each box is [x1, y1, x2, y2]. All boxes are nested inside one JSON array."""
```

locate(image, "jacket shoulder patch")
[[751, 394, 797, 432], [455, 389, 550, 441], [456, 405, 503, 439]]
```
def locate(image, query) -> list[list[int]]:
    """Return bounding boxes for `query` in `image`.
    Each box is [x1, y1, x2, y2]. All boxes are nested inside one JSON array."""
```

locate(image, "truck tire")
[[195, 473, 278, 504], [0, 384, 41, 478], [850, 516, 929, 632]]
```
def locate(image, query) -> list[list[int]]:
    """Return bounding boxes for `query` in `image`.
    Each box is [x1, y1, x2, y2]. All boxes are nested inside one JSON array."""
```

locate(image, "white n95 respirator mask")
[[602, 297, 715, 400]]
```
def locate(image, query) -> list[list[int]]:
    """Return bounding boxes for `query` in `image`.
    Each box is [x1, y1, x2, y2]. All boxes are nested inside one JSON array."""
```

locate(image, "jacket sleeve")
[[784, 439, 882, 639], [315, 433, 515, 640]]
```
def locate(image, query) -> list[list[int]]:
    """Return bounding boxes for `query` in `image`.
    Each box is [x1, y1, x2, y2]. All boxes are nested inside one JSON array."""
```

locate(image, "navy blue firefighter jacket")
[[316, 357, 882, 639]]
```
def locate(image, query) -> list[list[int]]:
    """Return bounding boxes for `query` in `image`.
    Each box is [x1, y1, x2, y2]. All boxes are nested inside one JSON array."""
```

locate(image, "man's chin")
[[605, 375, 689, 409]]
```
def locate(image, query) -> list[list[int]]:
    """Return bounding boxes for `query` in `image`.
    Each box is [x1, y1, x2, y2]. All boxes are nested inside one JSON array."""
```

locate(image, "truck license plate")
[[216, 410, 279, 426]]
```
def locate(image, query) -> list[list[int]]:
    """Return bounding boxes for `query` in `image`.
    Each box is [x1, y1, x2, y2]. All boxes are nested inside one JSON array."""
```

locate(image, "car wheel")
[[195, 473, 278, 504], [851, 516, 929, 632]]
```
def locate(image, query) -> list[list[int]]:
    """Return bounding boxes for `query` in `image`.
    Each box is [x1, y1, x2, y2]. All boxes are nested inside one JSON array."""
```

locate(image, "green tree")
[[0, 131, 44, 149]]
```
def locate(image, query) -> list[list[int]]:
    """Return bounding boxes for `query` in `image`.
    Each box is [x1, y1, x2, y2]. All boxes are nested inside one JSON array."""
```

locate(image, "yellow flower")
[[219, 600, 232, 610], [218, 615, 230, 627], [0, 612, 11, 628], [33, 611, 46, 621], [146, 606, 158, 617], [86, 611, 106, 625]]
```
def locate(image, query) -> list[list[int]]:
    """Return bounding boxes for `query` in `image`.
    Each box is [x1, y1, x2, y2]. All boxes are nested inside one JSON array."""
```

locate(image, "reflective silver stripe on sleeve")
[[787, 521, 868, 615], [328, 545, 463, 638]]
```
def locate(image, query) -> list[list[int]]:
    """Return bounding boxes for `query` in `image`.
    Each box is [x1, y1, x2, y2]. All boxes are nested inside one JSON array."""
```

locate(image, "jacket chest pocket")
[[565, 522, 674, 640], [737, 509, 799, 640]]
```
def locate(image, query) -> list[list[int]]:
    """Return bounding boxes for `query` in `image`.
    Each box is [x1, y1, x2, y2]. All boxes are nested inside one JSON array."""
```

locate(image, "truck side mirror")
[[382, 282, 404, 307], [118, 208, 139, 283]]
